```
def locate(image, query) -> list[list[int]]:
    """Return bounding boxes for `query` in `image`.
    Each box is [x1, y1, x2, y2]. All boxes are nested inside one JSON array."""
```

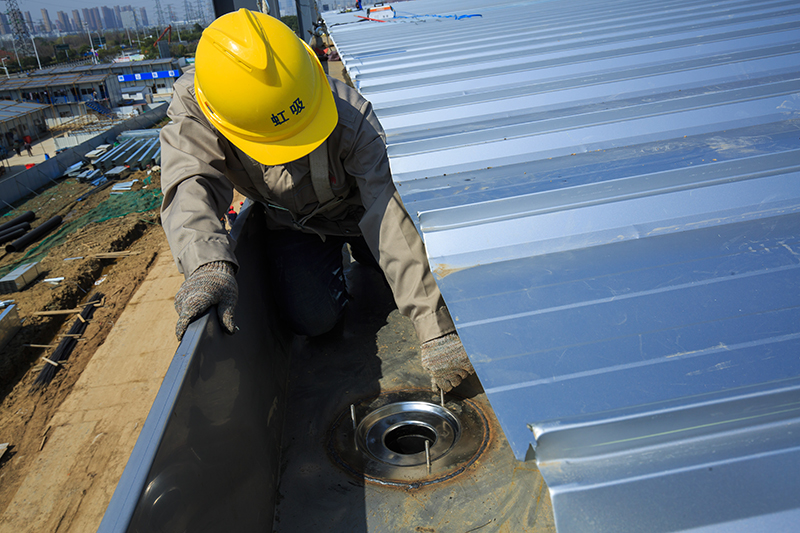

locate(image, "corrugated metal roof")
[[0, 100, 48, 121], [28, 59, 178, 78], [0, 74, 110, 91], [325, 0, 800, 531]]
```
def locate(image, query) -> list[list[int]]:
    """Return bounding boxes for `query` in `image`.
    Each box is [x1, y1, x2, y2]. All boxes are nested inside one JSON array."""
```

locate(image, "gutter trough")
[[101, 203, 554, 532]]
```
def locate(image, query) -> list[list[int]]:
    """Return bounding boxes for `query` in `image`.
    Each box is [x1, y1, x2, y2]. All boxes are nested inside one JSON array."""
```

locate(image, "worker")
[[159, 9, 474, 393], [226, 205, 238, 227]]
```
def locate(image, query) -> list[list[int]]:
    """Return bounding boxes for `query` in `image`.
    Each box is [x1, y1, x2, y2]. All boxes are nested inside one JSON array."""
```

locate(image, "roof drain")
[[328, 390, 490, 489]]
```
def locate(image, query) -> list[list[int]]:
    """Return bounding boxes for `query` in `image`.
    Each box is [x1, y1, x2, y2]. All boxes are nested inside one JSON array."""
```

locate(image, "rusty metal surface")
[[328, 389, 491, 488], [272, 261, 555, 532]]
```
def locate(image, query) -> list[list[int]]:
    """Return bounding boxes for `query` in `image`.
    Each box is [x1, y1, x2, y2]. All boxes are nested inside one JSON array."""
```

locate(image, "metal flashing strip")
[[325, 0, 800, 531]]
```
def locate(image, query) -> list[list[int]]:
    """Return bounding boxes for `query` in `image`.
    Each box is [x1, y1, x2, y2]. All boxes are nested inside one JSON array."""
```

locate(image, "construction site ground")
[[0, 162, 187, 532], [0, 60, 357, 532]]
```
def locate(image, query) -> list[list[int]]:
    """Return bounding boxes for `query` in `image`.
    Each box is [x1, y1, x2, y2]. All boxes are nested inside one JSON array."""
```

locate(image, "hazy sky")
[[21, 1, 299, 23]]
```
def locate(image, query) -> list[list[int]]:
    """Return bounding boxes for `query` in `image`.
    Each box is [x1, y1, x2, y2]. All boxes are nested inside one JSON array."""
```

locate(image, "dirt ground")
[[0, 169, 167, 519]]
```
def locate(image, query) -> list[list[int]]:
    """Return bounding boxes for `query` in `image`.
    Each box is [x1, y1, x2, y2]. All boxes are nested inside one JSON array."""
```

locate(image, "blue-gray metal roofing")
[[0, 101, 49, 121], [325, 0, 800, 531]]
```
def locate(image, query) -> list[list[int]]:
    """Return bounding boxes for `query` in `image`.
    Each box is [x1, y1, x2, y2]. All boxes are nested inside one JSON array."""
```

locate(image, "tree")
[[142, 36, 160, 60], [281, 15, 299, 34]]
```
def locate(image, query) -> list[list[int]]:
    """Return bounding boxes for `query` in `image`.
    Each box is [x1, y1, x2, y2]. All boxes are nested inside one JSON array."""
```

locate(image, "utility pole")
[[10, 38, 21, 67], [84, 22, 97, 64], [29, 33, 42, 69]]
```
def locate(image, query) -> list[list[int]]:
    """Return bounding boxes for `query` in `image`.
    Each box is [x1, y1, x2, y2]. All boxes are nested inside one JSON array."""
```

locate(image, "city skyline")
[[1, 6, 155, 37], [4, 1, 219, 36], [16, 2, 215, 33], [22, 1, 158, 17], [23, 1, 158, 19], [18, 1, 304, 27]]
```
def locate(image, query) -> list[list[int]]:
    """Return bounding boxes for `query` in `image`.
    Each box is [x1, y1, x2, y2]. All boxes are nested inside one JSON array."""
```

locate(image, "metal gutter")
[[324, 0, 800, 531], [98, 203, 293, 532]]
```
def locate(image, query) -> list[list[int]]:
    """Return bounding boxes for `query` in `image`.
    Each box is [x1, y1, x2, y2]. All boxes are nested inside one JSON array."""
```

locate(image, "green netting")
[[0, 188, 162, 278]]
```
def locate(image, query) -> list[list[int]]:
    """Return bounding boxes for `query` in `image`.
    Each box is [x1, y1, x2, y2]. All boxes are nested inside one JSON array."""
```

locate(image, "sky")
[[19, 0, 300, 24]]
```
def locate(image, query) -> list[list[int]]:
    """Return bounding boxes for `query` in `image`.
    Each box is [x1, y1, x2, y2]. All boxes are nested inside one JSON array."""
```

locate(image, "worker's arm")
[[333, 84, 454, 344], [335, 87, 473, 391], [160, 72, 238, 277], [160, 72, 240, 340]]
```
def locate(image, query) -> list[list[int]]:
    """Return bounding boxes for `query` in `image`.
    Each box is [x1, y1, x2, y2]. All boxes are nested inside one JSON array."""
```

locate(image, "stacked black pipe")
[[0, 211, 35, 232], [5, 215, 62, 253], [0, 211, 35, 245], [0, 223, 31, 244], [32, 292, 103, 389]]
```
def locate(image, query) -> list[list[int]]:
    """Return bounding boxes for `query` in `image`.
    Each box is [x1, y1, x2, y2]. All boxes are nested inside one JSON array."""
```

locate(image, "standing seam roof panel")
[[325, 0, 800, 531]]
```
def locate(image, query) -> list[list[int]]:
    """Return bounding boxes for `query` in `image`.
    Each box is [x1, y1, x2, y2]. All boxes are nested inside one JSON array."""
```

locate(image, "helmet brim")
[[195, 43, 338, 167]]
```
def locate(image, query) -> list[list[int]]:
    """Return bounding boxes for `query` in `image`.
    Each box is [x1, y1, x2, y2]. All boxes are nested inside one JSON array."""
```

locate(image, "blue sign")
[[117, 70, 179, 82]]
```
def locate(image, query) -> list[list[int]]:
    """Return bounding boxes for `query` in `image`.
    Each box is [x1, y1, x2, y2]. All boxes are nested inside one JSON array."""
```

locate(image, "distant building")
[[281, 1, 297, 16], [81, 7, 94, 30], [81, 9, 93, 31], [57, 11, 72, 33], [0, 101, 49, 151], [102, 7, 116, 30], [73, 10, 83, 32], [41, 9, 53, 33], [114, 6, 123, 28], [120, 10, 140, 31], [0, 58, 183, 128], [0, 14, 10, 36], [139, 8, 149, 27], [24, 11, 35, 34], [88, 8, 102, 31]]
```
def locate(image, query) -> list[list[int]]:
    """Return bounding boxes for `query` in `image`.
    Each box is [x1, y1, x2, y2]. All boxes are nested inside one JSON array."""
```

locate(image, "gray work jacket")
[[160, 70, 455, 343]]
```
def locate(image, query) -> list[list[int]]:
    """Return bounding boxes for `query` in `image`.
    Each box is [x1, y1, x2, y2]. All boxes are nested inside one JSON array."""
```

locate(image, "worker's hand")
[[174, 261, 238, 341], [420, 332, 475, 393]]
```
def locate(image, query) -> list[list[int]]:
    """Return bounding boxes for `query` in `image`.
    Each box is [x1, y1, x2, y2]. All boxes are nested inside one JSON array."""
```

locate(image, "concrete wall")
[[53, 129, 105, 150], [0, 102, 168, 208]]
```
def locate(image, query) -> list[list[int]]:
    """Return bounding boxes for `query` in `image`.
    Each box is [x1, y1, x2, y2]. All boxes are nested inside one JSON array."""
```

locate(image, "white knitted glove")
[[174, 261, 238, 340], [420, 333, 475, 392]]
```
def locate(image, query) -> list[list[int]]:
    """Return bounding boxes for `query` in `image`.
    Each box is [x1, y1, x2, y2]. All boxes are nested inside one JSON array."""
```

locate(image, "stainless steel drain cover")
[[359, 401, 460, 467], [328, 390, 490, 488]]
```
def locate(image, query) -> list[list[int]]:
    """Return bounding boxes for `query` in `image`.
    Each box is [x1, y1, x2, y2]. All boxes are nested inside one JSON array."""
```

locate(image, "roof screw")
[[425, 440, 431, 474]]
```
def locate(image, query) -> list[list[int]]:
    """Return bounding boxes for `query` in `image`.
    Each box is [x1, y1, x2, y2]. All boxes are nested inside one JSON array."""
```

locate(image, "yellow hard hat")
[[194, 9, 337, 165]]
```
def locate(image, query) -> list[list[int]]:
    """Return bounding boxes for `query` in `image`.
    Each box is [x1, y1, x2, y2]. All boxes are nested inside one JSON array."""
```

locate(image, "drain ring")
[[328, 390, 490, 488], [359, 400, 460, 466]]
